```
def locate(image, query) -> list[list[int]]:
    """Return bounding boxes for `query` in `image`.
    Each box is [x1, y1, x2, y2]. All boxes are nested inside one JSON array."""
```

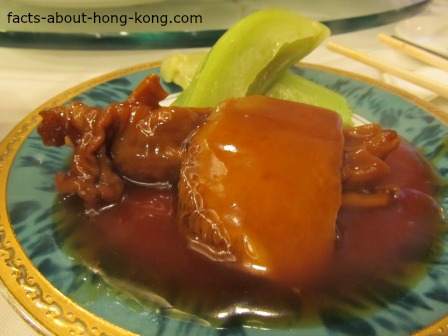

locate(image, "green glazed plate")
[[0, 62, 447, 336]]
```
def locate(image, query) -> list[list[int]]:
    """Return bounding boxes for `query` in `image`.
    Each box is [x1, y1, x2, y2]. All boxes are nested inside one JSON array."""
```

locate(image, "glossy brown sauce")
[[178, 97, 345, 287], [56, 139, 444, 327]]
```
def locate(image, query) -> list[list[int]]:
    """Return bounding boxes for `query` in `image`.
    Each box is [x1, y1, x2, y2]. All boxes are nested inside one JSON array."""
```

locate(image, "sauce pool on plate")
[[54, 139, 444, 327]]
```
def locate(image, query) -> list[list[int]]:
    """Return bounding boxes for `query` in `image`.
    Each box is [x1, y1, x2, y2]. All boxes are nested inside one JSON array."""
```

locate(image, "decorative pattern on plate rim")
[[0, 63, 159, 336], [0, 120, 136, 336]]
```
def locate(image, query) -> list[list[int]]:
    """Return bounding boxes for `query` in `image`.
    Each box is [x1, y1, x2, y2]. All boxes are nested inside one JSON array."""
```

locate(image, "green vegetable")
[[265, 71, 353, 125], [160, 52, 206, 89], [161, 52, 206, 89], [161, 52, 353, 125], [173, 9, 330, 108]]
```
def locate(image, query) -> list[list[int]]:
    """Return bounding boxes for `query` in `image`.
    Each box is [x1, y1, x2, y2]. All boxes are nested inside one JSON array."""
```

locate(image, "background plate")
[[0, 0, 430, 49], [394, 15, 448, 58]]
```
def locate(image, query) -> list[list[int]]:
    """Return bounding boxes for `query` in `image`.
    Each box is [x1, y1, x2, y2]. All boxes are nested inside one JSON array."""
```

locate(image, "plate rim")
[[0, 60, 447, 336]]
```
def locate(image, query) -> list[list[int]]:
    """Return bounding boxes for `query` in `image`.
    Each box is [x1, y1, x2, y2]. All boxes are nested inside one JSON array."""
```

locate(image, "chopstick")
[[378, 33, 448, 72], [326, 41, 448, 100]]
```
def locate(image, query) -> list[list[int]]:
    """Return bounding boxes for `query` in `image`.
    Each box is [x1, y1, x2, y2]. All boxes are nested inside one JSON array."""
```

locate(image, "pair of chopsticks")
[[326, 34, 448, 100]]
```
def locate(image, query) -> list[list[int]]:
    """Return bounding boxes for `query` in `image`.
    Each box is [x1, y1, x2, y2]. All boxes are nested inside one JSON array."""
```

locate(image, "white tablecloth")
[[1, 2, 447, 335]]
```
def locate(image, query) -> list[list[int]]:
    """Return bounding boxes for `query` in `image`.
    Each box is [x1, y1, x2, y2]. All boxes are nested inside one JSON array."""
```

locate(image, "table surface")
[[1, 1, 447, 335]]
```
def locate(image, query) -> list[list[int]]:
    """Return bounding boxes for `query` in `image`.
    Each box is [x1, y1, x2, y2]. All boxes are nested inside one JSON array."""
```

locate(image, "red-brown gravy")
[[57, 140, 444, 327]]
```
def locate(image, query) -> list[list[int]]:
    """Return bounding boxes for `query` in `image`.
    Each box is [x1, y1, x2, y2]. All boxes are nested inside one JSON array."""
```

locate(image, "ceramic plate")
[[0, 63, 447, 336], [395, 15, 448, 58]]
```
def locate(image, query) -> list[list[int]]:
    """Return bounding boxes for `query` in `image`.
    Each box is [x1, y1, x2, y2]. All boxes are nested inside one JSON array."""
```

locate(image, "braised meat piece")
[[342, 124, 400, 208], [38, 74, 399, 215], [178, 96, 345, 286], [38, 74, 210, 209]]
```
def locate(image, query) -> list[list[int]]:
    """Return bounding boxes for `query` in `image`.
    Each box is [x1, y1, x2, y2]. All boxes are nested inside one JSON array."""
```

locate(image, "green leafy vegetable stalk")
[[172, 9, 328, 105], [265, 71, 353, 125], [161, 8, 353, 125]]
